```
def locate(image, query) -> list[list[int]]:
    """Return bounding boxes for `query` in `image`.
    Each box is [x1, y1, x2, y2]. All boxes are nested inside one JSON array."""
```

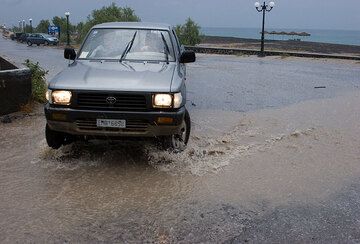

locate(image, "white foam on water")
[[30, 123, 318, 176]]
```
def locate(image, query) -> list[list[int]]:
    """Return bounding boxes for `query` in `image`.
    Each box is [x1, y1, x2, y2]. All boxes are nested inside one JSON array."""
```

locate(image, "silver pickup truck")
[[44, 22, 196, 152]]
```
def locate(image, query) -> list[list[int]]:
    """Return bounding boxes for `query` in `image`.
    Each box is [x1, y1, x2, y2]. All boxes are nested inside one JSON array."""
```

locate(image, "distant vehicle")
[[18, 33, 30, 43], [3, 30, 13, 39], [27, 33, 59, 46], [44, 22, 196, 152], [10, 32, 23, 41]]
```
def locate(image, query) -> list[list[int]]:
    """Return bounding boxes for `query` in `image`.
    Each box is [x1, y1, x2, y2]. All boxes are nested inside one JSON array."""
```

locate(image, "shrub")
[[175, 18, 202, 46], [23, 59, 48, 103]]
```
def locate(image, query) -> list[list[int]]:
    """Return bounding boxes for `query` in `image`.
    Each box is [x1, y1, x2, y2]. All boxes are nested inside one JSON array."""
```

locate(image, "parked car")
[[18, 33, 30, 43], [44, 22, 196, 151], [27, 33, 59, 46], [10, 32, 23, 41]]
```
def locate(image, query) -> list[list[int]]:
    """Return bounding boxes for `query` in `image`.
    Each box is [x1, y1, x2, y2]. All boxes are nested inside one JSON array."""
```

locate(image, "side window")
[[172, 29, 181, 54]]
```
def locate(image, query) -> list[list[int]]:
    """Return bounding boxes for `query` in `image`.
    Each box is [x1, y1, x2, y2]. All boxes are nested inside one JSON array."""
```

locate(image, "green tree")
[[24, 24, 32, 33], [74, 21, 85, 44], [79, 3, 140, 42], [12, 26, 21, 33], [52, 16, 75, 43], [36, 19, 50, 33], [175, 18, 202, 46]]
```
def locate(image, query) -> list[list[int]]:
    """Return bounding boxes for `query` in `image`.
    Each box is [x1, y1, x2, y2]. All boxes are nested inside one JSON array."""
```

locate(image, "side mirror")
[[180, 51, 196, 63], [64, 48, 76, 60]]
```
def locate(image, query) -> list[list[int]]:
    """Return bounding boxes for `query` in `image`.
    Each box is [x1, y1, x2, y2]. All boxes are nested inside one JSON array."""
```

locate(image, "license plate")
[[96, 119, 126, 128]]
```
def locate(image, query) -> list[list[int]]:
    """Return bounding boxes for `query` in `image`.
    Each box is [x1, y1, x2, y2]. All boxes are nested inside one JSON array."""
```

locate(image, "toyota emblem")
[[106, 97, 117, 104]]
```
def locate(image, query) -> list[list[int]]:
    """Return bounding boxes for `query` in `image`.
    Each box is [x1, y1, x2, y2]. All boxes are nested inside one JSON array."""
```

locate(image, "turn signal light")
[[157, 117, 174, 124], [51, 113, 67, 121]]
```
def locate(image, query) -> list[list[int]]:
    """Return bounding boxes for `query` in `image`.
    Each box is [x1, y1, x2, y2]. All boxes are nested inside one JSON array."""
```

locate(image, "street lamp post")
[[65, 12, 70, 46], [18, 21, 21, 31], [22, 20, 25, 33], [255, 1, 275, 57], [29, 18, 33, 33]]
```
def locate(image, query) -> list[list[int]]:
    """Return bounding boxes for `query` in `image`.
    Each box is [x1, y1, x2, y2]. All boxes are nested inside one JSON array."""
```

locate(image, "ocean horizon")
[[201, 27, 360, 46]]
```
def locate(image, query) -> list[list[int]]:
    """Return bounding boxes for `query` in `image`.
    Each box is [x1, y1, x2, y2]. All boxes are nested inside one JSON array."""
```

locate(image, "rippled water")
[[1, 36, 360, 241], [2, 95, 360, 242]]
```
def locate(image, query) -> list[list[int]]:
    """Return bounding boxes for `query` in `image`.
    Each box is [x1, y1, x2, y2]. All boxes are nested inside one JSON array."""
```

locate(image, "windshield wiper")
[[120, 31, 137, 62], [161, 33, 170, 64]]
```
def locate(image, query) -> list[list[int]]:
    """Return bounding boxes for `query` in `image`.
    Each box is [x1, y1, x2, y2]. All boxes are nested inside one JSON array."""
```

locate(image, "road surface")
[[1, 37, 360, 243]]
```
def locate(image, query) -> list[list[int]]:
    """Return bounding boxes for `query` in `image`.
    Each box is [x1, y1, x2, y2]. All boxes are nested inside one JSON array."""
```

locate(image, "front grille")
[[76, 93, 147, 111], [76, 119, 149, 132]]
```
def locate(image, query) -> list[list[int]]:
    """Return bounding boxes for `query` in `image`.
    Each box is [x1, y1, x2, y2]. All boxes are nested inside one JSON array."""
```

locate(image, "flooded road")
[[1, 37, 360, 242]]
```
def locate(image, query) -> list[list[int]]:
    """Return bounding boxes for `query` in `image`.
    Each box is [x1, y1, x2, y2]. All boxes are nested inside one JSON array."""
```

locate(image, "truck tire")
[[27, 41, 32, 46], [162, 109, 191, 152], [46, 124, 65, 149]]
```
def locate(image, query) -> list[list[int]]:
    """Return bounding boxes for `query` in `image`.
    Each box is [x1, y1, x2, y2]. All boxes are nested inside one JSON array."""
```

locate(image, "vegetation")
[[175, 18, 202, 46], [10, 4, 204, 47], [12, 25, 32, 33], [11, 3, 140, 44], [78, 3, 140, 42], [23, 60, 48, 103], [35, 19, 51, 33], [52, 16, 76, 43]]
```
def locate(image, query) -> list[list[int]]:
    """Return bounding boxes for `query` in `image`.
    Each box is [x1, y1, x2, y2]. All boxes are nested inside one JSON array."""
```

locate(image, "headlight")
[[51, 90, 72, 105], [173, 93, 183, 108], [153, 94, 172, 108], [153, 93, 183, 108], [45, 90, 52, 102]]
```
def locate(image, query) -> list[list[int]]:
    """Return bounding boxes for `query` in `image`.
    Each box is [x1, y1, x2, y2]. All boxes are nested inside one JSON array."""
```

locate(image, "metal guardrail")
[[185, 46, 360, 61]]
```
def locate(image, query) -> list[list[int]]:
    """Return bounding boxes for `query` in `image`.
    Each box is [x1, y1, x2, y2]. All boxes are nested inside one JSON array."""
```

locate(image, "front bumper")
[[44, 104, 185, 137], [48, 39, 58, 45]]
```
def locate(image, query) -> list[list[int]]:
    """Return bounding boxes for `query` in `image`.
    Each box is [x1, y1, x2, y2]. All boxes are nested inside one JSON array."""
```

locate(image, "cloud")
[[2, 0, 24, 5]]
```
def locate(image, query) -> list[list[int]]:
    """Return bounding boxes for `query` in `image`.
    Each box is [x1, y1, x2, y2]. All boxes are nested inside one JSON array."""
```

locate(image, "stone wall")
[[0, 57, 32, 115], [0, 56, 17, 71], [185, 46, 360, 61]]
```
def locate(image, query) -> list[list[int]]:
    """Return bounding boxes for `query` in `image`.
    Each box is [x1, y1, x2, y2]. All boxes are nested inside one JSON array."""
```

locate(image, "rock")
[[1, 115, 12, 123], [290, 131, 301, 137]]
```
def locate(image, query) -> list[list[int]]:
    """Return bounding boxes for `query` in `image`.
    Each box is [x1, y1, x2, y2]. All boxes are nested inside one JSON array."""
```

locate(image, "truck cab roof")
[[92, 22, 173, 31]]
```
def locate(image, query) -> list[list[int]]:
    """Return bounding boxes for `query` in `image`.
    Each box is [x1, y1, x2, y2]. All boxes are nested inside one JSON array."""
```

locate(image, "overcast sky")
[[1, 0, 360, 31]]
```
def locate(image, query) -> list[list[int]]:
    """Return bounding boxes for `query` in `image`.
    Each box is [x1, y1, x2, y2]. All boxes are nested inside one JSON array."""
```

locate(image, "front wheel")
[[46, 124, 76, 149], [161, 109, 191, 152], [27, 41, 32, 46]]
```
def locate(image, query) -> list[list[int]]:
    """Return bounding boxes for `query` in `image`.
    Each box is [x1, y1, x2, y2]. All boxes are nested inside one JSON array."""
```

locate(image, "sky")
[[1, 0, 360, 31]]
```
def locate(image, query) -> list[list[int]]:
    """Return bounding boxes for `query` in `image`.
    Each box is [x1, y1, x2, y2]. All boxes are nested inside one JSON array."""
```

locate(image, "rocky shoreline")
[[200, 36, 360, 56]]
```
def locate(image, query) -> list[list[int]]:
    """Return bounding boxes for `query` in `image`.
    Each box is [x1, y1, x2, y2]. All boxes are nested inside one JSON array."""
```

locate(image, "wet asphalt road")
[[1, 37, 360, 243], [0, 37, 359, 113]]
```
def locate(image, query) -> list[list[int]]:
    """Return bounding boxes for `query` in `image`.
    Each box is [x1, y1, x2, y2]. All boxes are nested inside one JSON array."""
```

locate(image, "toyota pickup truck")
[[45, 22, 195, 152]]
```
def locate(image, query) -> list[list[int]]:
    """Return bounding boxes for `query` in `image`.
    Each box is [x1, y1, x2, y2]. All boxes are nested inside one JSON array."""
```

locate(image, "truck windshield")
[[79, 28, 175, 62]]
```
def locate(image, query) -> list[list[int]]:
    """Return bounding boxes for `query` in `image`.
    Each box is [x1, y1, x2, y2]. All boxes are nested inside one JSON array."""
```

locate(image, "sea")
[[201, 27, 360, 46]]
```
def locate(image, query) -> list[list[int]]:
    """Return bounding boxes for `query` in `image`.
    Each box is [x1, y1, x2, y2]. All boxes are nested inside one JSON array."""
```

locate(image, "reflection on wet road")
[[1, 37, 360, 242]]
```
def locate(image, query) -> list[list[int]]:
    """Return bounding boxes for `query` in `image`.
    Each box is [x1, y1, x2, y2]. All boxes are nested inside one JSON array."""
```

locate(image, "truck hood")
[[50, 60, 176, 92]]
